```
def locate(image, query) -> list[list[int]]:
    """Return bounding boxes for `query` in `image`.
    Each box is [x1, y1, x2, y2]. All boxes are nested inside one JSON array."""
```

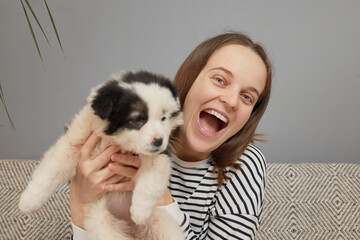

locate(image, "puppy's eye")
[[134, 116, 144, 122], [161, 116, 166, 121], [126, 115, 147, 130]]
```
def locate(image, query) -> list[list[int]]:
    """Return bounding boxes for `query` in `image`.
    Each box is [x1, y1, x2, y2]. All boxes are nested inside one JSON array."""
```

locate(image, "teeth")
[[204, 110, 228, 123]]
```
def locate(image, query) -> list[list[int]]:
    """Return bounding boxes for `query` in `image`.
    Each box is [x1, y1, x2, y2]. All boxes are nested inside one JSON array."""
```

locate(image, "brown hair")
[[174, 32, 272, 187]]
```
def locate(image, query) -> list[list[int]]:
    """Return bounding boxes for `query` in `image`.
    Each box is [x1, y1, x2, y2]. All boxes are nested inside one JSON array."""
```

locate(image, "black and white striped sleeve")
[[207, 145, 266, 239]]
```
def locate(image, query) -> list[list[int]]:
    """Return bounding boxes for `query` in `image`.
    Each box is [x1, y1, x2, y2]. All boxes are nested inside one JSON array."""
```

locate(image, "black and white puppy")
[[19, 71, 183, 240]]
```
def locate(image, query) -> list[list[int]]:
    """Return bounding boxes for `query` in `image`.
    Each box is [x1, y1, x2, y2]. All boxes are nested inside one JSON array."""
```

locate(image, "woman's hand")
[[102, 151, 141, 192], [69, 132, 141, 228]]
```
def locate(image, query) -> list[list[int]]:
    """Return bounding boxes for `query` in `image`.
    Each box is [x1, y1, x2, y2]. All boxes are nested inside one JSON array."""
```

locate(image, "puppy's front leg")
[[130, 154, 171, 225], [18, 135, 78, 213]]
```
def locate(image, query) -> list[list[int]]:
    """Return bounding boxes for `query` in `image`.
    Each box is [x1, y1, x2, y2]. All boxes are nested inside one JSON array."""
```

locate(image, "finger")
[[108, 163, 138, 178], [92, 145, 121, 171], [86, 166, 115, 186], [105, 174, 126, 185], [80, 132, 101, 159], [102, 180, 135, 192], [110, 154, 141, 169]]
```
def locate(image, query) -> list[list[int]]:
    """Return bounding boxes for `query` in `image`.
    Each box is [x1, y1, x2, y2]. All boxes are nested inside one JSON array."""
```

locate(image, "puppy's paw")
[[130, 203, 153, 225], [18, 190, 44, 213], [18, 183, 49, 213]]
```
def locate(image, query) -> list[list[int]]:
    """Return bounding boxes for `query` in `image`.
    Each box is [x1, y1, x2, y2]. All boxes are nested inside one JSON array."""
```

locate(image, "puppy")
[[19, 70, 184, 240]]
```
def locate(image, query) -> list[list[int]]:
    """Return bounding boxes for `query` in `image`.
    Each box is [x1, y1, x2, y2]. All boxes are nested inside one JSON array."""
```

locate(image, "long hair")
[[174, 32, 272, 187]]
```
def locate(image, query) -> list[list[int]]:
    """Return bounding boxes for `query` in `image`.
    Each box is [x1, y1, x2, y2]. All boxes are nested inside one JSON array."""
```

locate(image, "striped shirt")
[[167, 144, 266, 240]]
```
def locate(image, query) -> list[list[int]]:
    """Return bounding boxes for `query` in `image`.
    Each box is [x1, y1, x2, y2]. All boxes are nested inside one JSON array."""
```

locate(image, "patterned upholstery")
[[0, 159, 359, 240], [256, 164, 360, 240], [0, 160, 72, 239]]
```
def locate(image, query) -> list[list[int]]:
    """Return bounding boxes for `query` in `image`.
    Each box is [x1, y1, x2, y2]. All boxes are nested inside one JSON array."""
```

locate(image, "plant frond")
[[0, 83, 15, 130], [44, 0, 66, 59], [24, 0, 51, 46], [20, 0, 45, 69]]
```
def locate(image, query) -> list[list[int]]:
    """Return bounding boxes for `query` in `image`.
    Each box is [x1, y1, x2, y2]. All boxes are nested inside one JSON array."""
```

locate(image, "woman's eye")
[[215, 77, 224, 84], [241, 94, 253, 103]]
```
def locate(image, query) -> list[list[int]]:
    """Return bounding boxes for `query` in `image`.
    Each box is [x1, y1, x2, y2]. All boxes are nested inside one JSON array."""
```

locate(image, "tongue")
[[200, 111, 221, 133]]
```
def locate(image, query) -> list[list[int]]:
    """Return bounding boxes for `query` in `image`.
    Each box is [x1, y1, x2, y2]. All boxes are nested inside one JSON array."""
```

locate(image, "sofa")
[[0, 159, 359, 240]]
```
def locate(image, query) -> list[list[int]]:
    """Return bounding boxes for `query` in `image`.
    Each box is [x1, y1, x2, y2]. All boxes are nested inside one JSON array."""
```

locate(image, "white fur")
[[18, 73, 183, 240]]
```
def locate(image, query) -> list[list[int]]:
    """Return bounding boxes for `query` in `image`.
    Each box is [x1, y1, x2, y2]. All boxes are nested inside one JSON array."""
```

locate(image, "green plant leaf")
[[0, 83, 15, 130], [44, 0, 66, 59], [24, 0, 51, 46], [20, 0, 44, 68]]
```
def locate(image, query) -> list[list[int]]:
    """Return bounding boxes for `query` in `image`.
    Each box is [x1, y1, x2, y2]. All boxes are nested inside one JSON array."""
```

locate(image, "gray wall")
[[1, 0, 359, 164]]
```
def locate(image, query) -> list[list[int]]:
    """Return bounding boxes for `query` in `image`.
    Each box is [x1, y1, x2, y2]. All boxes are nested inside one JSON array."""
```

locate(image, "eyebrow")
[[247, 86, 260, 98], [210, 67, 261, 98], [210, 67, 233, 78]]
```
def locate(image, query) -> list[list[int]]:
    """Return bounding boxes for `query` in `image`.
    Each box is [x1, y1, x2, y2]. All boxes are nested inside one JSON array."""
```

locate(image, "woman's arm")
[[206, 145, 267, 240], [69, 132, 141, 229]]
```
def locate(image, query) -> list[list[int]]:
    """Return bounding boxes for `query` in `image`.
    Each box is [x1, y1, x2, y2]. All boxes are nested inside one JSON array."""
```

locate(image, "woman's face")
[[178, 44, 267, 161]]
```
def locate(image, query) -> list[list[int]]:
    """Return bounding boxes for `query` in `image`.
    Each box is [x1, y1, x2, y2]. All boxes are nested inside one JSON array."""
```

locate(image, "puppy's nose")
[[152, 138, 163, 147]]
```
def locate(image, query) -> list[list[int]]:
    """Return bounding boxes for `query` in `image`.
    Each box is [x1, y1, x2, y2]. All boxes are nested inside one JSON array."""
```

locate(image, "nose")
[[152, 137, 163, 147], [219, 89, 239, 110]]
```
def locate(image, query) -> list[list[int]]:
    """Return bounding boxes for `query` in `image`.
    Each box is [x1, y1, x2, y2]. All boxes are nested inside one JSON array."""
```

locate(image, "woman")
[[70, 32, 272, 240]]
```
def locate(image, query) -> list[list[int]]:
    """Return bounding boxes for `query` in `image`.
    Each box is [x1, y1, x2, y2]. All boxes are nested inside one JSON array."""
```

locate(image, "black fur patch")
[[122, 71, 178, 99], [91, 80, 148, 135]]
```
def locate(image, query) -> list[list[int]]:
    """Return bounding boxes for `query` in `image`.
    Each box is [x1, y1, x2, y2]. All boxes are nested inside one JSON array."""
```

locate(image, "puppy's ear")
[[91, 80, 119, 120], [91, 95, 113, 120]]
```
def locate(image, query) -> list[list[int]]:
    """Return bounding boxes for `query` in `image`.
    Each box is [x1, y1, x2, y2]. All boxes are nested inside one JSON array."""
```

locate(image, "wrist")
[[70, 199, 87, 229], [157, 188, 174, 206], [69, 186, 88, 229], [70, 208, 85, 229]]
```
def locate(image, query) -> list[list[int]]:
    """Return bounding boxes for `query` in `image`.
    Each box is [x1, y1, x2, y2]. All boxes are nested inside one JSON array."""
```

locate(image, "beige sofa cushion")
[[0, 159, 359, 240]]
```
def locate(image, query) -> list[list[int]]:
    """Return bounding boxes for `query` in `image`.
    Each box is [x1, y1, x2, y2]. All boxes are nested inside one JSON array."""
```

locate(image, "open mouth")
[[199, 109, 228, 133]]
